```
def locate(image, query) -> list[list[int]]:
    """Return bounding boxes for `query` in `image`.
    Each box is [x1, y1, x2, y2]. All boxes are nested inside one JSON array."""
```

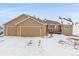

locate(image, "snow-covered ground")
[[0, 24, 79, 56], [0, 34, 79, 56]]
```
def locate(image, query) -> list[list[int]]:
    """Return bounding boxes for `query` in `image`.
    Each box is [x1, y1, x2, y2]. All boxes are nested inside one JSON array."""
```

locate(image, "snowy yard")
[[0, 34, 79, 56]]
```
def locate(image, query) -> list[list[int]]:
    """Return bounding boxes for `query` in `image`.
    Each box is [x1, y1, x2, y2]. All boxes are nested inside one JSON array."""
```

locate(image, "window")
[[54, 25, 57, 29]]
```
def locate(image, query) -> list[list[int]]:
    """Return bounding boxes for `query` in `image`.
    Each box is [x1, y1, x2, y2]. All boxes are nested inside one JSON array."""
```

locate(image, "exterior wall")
[[17, 18, 46, 37], [41, 25, 46, 36], [5, 25, 17, 36], [17, 18, 42, 26], [17, 26, 20, 36], [47, 24, 61, 34], [61, 25, 73, 36]]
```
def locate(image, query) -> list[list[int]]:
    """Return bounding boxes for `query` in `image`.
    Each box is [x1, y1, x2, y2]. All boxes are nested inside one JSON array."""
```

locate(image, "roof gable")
[[4, 14, 29, 26], [17, 18, 43, 26], [4, 14, 46, 26]]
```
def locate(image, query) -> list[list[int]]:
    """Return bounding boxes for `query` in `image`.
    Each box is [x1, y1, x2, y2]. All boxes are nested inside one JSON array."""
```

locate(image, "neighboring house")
[[4, 14, 73, 37]]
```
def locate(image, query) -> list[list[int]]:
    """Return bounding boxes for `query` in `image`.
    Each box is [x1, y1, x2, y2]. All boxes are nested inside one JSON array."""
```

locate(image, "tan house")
[[4, 14, 73, 37]]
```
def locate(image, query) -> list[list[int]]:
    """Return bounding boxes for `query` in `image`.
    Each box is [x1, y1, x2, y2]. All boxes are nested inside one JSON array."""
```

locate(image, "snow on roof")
[[58, 18, 73, 25], [45, 20, 60, 25], [62, 20, 72, 25]]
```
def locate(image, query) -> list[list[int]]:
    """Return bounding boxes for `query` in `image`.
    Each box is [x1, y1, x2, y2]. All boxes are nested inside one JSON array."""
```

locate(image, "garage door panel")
[[21, 27, 41, 37], [6, 27, 17, 36]]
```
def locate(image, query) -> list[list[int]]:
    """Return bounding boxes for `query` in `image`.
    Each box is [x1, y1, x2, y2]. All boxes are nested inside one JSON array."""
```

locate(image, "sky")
[[0, 3, 79, 24]]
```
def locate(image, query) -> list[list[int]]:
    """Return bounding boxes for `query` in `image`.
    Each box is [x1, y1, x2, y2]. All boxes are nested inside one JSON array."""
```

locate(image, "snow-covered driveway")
[[0, 34, 79, 56]]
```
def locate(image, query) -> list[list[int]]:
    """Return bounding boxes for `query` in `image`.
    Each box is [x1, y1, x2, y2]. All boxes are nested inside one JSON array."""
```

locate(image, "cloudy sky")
[[0, 3, 79, 24]]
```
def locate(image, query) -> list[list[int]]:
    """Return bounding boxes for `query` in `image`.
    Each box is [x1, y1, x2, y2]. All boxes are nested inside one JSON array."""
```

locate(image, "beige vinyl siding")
[[5, 26, 17, 36], [62, 25, 73, 36]]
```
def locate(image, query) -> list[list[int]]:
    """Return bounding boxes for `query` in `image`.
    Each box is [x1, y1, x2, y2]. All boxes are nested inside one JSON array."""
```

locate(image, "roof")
[[45, 20, 60, 25], [32, 18, 60, 25], [29, 16, 46, 24], [61, 20, 73, 25], [4, 14, 60, 25], [4, 14, 47, 25]]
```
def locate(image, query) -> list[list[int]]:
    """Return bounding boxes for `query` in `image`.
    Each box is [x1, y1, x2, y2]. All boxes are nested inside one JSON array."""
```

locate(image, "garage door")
[[21, 26, 41, 37], [6, 27, 17, 36]]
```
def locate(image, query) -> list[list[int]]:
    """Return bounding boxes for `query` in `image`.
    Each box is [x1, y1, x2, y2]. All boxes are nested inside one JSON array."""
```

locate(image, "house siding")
[[61, 25, 73, 36], [17, 18, 46, 37], [5, 25, 17, 36]]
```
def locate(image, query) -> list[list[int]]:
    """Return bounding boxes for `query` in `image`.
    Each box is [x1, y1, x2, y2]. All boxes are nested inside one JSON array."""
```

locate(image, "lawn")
[[0, 34, 79, 56]]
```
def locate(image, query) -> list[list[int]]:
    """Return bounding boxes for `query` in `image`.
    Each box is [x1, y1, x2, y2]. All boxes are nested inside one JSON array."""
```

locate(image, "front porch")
[[46, 25, 62, 35]]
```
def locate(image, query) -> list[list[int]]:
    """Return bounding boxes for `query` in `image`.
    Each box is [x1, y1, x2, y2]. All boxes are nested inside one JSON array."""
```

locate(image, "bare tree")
[[67, 18, 72, 22], [59, 17, 73, 25], [33, 16, 37, 19], [58, 16, 63, 24], [44, 18, 47, 22]]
